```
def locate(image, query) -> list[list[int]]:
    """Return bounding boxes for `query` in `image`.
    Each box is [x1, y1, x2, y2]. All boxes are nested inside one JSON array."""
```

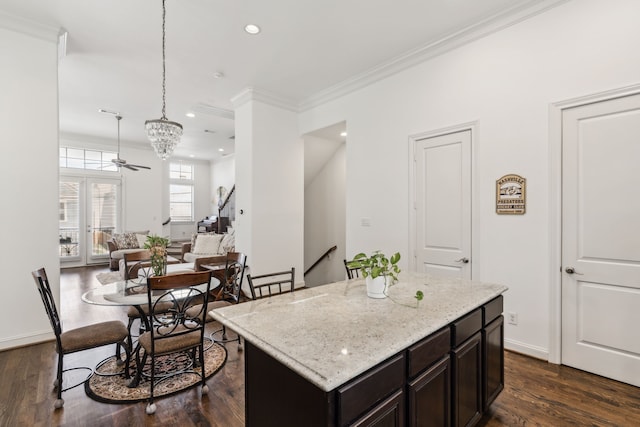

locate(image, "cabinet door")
[[452, 332, 482, 427], [351, 389, 404, 427], [483, 315, 504, 409], [408, 355, 451, 427]]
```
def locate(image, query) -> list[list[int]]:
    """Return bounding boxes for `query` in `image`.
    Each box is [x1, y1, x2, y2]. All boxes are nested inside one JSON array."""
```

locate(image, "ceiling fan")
[[112, 114, 151, 171]]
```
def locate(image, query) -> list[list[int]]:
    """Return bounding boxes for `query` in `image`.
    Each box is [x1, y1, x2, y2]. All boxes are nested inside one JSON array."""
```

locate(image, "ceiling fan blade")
[[128, 164, 151, 170], [122, 164, 139, 171]]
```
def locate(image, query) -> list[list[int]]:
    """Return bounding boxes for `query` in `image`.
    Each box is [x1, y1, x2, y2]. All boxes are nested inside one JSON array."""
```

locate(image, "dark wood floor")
[[2, 265, 640, 426]]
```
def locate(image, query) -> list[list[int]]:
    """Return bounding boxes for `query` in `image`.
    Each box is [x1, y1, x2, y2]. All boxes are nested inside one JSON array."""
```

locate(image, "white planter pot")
[[366, 276, 387, 299]]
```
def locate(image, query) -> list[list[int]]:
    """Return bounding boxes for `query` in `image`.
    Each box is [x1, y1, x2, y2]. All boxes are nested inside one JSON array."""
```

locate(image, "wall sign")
[[496, 174, 526, 214]]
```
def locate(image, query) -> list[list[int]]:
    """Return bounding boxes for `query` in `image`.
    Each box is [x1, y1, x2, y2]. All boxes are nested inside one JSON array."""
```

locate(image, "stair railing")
[[304, 245, 338, 276]]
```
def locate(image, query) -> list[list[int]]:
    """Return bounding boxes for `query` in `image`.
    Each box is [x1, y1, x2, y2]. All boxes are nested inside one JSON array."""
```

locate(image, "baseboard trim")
[[505, 338, 549, 362], [0, 331, 54, 352]]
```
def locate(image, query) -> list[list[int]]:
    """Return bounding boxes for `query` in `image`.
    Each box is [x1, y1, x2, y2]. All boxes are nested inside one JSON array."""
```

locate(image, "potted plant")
[[144, 235, 169, 276], [348, 251, 401, 298]]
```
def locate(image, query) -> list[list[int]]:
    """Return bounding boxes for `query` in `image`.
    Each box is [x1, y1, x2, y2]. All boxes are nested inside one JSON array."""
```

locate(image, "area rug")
[[85, 342, 227, 403], [96, 271, 124, 285]]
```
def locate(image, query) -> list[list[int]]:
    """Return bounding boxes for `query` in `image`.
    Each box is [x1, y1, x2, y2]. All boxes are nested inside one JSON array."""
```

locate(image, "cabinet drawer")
[[483, 295, 503, 326], [337, 354, 405, 426], [452, 308, 482, 347], [407, 327, 451, 378]]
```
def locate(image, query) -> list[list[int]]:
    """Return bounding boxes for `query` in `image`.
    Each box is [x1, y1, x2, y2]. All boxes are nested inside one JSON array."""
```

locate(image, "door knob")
[[565, 267, 583, 275], [455, 257, 469, 264]]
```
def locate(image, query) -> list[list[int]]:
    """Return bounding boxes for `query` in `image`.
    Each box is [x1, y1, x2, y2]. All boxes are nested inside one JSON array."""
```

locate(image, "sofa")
[[181, 231, 235, 263], [107, 231, 150, 270]]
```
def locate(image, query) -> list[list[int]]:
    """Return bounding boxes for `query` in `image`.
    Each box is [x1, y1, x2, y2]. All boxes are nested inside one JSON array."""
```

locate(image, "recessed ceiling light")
[[340, 131, 347, 137], [213, 71, 224, 79], [244, 24, 261, 35], [186, 112, 195, 118], [218, 148, 224, 152], [189, 154, 195, 158]]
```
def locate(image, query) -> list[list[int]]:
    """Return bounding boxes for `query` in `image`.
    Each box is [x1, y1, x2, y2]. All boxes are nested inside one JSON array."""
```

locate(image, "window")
[[170, 162, 194, 222], [60, 147, 117, 171]]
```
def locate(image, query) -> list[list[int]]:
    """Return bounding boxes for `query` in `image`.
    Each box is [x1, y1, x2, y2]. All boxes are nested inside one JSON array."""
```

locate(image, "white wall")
[[212, 154, 236, 208], [304, 142, 347, 286], [234, 92, 304, 282], [0, 25, 59, 350], [298, 0, 640, 359]]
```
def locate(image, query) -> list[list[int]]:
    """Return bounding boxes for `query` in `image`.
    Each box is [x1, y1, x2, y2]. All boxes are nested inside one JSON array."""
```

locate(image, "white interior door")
[[414, 130, 471, 278], [561, 93, 640, 386]]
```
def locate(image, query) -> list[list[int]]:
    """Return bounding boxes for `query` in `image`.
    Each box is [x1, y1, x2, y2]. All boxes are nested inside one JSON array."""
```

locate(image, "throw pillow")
[[190, 231, 216, 249], [135, 234, 148, 248], [192, 234, 225, 255], [220, 233, 235, 254], [112, 232, 139, 249]]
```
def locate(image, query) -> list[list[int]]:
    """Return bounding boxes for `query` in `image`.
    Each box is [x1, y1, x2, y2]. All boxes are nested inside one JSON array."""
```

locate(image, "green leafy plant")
[[349, 251, 425, 307], [144, 235, 169, 276], [348, 250, 401, 283]]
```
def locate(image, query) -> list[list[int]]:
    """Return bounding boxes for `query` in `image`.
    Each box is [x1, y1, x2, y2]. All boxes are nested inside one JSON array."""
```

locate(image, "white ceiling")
[[0, 0, 560, 161]]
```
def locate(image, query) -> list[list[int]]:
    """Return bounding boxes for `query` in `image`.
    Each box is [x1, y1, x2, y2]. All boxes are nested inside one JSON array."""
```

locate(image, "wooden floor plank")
[[1, 265, 638, 426]]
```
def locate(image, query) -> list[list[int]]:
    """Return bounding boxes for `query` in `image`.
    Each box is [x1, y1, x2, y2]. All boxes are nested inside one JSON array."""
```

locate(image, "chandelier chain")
[[161, 0, 167, 120]]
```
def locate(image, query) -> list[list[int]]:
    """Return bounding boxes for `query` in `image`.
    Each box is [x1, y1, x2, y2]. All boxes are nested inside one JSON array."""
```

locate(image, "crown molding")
[[299, 0, 570, 111], [232, 87, 299, 112], [0, 10, 60, 42], [193, 102, 235, 120]]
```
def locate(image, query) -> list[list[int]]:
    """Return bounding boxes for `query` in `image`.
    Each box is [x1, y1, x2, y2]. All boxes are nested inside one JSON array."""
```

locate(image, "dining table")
[[82, 274, 220, 341], [82, 273, 220, 389], [82, 275, 220, 309]]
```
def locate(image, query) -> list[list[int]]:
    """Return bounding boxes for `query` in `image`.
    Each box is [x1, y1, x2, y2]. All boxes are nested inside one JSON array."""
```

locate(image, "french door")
[[59, 176, 121, 265]]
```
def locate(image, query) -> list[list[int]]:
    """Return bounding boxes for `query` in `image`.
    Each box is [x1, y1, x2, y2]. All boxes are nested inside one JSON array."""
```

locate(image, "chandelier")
[[145, 0, 182, 160]]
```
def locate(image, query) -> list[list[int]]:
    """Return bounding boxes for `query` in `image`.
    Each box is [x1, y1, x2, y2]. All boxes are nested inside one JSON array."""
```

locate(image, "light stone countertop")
[[209, 272, 508, 392]]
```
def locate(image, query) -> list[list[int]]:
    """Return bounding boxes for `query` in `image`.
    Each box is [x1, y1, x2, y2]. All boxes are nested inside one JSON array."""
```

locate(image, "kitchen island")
[[210, 272, 508, 426]]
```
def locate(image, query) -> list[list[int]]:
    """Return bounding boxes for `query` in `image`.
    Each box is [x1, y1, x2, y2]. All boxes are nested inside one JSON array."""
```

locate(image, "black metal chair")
[[202, 252, 247, 350], [122, 250, 173, 351], [343, 259, 361, 280], [31, 267, 130, 409], [132, 270, 213, 414], [246, 267, 296, 300]]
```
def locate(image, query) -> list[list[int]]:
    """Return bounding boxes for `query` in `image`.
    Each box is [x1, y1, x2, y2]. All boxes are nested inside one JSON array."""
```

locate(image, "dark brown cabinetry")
[[408, 355, 451, 426], [482, 296, 504, 410], [244, 296, 504, 427]]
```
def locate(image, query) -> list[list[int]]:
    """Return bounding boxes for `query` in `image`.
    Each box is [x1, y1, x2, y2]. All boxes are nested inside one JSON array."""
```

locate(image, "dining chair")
[[122, 249, 153, 280], [343, 259, 361, 280], [195, 252, 247, 350], [246, 267, 296, 300], [217, 252, 248, 303], [122, 250, 173, 351], [132, 270, 213, 414], [31, 267, 130, 409]]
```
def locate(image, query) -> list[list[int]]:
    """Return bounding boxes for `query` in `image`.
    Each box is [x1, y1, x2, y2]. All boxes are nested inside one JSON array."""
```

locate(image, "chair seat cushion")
[[60, 320, 128, 354], [138, 326, 202, 355], [185, 300, 230, 323]]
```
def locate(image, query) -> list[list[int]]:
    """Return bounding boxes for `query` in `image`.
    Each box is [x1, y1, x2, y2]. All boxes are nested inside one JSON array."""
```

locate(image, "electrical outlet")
[[507, 312, 518, 326]]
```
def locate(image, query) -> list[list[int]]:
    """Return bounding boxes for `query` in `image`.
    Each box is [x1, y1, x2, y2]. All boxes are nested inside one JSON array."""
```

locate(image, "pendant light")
[[145, 0, 182, 160]]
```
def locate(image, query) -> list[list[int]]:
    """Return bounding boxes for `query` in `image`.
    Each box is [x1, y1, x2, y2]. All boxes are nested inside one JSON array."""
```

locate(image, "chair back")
[[123, 250, 152, 280], [221, 252, 247, 303], [247, 268, 296, 300], [31, 268, 63, 347], [146, 271, 213, 344], [343, 259, 361, 280], [194, 255, 227, 272]]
